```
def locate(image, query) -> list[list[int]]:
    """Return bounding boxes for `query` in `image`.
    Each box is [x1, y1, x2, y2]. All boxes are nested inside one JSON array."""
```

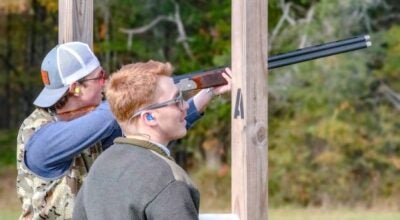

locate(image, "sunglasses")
[[131, 90, 185, 119], [79, 69, 108, 84]]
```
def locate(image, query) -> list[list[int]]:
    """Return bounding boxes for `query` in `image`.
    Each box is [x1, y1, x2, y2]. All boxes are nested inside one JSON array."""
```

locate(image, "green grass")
[[2, 207, 400, 220], [0, 209, 19, 220], [192, 167, 400, 220], [269, 207, 400, 220]]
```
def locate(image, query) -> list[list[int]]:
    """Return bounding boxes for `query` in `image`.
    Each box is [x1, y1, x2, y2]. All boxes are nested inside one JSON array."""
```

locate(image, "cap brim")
[[33, 86, 69, 108]]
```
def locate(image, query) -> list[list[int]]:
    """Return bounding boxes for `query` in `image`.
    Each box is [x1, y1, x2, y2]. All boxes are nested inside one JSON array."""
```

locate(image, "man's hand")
[[210, 67, 232, 96], [192, 68, 232, 113]]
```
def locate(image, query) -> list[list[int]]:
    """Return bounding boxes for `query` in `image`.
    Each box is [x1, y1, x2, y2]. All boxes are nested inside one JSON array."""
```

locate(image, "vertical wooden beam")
[[58, 0, 93, 47], [231, 0, 268, 219]]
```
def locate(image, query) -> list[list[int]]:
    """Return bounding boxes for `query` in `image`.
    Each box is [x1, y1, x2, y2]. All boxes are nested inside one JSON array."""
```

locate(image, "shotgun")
[[174, 35, 372, 91]]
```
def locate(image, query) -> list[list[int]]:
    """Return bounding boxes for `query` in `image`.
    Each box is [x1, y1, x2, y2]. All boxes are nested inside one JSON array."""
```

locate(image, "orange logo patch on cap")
[[41, 70, 50, 85]]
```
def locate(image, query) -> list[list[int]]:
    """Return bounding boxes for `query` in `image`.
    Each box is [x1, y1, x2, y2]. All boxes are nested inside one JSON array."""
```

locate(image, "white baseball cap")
[[34, 42, 100, 107]]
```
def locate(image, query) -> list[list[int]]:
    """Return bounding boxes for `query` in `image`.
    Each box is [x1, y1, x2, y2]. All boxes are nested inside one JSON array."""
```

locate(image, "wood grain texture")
[[231, 0, 268, 219], [59, 0, 93, 47]]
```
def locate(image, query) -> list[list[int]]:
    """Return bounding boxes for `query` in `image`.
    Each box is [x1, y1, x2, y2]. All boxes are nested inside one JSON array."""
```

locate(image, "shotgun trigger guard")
[[175, 78, 197, 91]]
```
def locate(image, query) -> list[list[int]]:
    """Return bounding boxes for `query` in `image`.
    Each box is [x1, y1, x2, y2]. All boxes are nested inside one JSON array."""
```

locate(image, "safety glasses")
[[131, 90, 185, 119], [79, 69, 108, 84]]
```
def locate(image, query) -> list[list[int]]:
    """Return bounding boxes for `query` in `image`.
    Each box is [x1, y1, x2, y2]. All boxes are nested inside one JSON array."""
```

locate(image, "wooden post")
[[231, 0, 268, 219], [58, 0, 93, 47]]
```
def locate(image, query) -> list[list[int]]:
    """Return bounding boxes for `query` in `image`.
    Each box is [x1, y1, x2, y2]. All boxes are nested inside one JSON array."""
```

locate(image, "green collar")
[[114, 137, 174, 161]]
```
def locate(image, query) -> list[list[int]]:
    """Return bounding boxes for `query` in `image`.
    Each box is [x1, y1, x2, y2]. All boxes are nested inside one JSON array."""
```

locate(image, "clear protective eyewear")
[[78, 69, 108, 84], [131, 90, 185, 119]]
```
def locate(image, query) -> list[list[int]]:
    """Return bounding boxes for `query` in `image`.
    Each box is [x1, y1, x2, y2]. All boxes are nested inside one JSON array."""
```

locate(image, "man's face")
[[151, 76, 189, 142], [78, 67, 107, 106]]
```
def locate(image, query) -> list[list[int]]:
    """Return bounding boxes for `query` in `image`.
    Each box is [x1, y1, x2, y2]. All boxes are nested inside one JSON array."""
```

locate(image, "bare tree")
[[119, 0, 194, 60]]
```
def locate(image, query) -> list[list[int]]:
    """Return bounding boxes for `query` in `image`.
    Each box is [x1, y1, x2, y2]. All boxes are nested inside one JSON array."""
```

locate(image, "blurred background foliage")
[[2, 0, 400, 210]]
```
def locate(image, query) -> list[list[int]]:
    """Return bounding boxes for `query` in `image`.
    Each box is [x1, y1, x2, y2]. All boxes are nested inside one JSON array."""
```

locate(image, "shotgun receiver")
[[174, 35, 372, 91]]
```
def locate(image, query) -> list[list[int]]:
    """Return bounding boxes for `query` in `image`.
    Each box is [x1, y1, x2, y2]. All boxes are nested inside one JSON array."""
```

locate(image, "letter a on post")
[[234, 88, 244, 119]]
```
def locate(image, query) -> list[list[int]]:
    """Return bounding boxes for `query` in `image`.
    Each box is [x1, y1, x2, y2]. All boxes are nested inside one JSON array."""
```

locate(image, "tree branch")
[[298, 5, 315, 48], [119, 1, 194, 59], [120, 15, 174, 49], [269, 0, 293, 51], [172, 1, 194, 59], [377, 83, 400, 111]]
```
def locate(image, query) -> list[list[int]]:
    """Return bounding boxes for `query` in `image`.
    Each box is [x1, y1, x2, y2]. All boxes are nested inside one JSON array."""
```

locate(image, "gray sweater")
[[73, 137, 200, 220]]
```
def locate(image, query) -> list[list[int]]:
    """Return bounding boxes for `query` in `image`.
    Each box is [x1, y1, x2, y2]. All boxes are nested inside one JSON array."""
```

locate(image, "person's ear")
[[146, 113, 155, 121], [141, 112, 157, 126]]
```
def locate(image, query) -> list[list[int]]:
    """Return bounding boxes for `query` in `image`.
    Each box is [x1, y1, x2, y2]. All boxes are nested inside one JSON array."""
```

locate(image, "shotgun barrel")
[[269, 35, 371, 69], [174, 35, 372, 91]]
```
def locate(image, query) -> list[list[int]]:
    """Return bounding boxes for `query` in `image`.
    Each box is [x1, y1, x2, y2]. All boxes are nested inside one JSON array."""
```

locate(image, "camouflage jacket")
[[16, 109, 102, 220]]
